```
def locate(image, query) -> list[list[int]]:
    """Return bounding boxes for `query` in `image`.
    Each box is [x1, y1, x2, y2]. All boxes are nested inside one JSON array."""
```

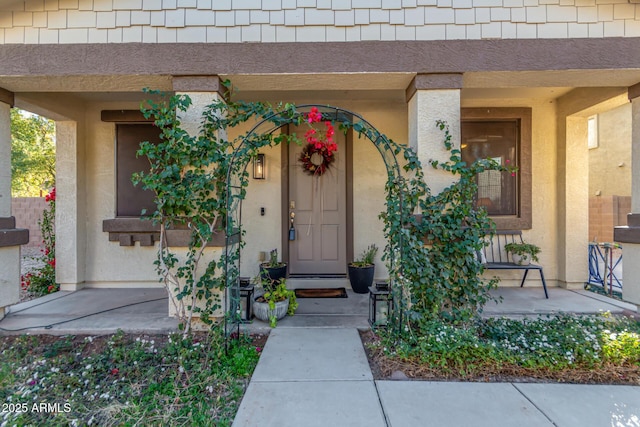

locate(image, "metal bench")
[[482, 230, 549, 299]]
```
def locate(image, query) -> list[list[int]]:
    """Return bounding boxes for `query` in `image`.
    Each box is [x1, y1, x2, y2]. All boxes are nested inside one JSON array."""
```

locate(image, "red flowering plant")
[[299, 107, 338, 176], [21, 187, 58, 296]]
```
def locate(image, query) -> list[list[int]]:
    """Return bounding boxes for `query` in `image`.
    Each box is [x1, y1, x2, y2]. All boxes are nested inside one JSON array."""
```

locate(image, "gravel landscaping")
[[19, 246, 46, 303]]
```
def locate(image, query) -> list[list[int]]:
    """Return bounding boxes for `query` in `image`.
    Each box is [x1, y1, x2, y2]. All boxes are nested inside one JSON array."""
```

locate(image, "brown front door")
[[288, 126, 347, 275]]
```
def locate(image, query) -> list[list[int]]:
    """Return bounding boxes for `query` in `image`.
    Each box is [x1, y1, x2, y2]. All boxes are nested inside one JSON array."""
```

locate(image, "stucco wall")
[[464, 96, 558, 286], [73, 93, 560, 287], [83, 101, 159, 286], [241, 129, 285, 280], [587, 103, 632, 243], [239, 97, 407, 280], [73, 95, 403, 285], [555, 88, 628, 287], [589, 103, 632, 198], [350, 100, 407, 280], [21, 89, 565, 289], [0, 0, 637, 44]]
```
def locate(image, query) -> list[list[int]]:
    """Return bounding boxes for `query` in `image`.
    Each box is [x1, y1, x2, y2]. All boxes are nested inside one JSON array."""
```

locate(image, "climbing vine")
[[135, 86, 510, 338], [380, 120, 515, 336], [134, 87, 296, 335]]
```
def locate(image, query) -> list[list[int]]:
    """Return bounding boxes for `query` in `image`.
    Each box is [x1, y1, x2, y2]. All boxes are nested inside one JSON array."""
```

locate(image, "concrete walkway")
[[0, 288, 177, 335], [1, 287, 638, 425], [233, 327, 640, 427], [0, 286, 636, 335]]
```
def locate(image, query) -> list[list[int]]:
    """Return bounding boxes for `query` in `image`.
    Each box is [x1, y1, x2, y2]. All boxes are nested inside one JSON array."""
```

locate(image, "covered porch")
[[0, 286, 635, 336], [1, 42, 640, 318]]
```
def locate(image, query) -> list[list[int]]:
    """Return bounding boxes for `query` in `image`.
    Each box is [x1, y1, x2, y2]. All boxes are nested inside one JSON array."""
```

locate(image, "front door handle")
[[289, 212, 296, 241]]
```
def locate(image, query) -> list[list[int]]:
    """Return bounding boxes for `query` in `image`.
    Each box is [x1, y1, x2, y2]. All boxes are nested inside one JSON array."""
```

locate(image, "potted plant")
[[504, 242, 541, 266], [253, 278, 298, 327], [260, 248, 287, 283], [348, 244, 378, 294]]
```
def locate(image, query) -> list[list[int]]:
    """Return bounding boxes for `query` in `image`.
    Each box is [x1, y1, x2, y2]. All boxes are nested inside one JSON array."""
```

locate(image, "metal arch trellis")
[[223, 104, 408, 339]]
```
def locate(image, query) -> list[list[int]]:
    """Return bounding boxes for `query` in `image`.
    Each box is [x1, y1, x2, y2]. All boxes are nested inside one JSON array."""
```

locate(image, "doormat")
[[294, 288, 348, 298]]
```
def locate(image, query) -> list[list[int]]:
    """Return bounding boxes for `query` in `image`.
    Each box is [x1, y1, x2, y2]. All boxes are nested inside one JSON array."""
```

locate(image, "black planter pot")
[[260, 264, 287, 283], [348, 264, 375, 294]]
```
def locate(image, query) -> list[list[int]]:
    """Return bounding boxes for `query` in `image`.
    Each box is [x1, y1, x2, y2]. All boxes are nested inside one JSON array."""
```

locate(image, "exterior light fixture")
[[239, 277, 254, 322], [253, 153, 265, 179], [368, 285, 392, 328]]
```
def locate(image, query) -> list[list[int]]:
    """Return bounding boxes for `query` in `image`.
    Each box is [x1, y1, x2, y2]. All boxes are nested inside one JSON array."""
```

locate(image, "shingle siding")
[[0, 0, 635, 43]]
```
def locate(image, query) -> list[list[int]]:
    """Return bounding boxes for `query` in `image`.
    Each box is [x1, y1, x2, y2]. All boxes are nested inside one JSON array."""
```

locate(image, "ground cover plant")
[[0, 329, 264, 426], [364, 313, 640, 384]]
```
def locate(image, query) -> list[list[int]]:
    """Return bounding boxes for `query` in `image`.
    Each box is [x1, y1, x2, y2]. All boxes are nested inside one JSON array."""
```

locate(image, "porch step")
[[252, 314, 369, 330]]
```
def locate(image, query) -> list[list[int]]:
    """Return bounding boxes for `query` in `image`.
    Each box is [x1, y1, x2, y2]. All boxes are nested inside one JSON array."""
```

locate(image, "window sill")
[[0, 217, 29, 248], [491, 216, 532, 231], [102, 218, 227, 247]]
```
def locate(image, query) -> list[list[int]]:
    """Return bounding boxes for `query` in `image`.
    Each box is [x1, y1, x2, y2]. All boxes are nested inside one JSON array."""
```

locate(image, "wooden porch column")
[[614, 83, 640, 306], [406, 74, 462, 195], [0, 92, 27, 320]]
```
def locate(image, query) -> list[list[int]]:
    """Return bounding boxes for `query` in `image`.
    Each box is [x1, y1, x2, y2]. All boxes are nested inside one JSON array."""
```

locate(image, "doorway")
[[284, 125, 349, 276]]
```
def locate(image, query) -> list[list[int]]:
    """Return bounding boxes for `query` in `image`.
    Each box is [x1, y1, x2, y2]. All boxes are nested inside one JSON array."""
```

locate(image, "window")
[[587, 115, 599, 149], [461, 121, 518, 216], [116, 124, 159, 217], [461, 108, 532, 230]]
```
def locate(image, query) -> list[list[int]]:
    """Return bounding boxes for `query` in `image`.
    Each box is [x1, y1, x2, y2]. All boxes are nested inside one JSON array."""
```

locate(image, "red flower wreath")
[[299, 107, 338, 176]]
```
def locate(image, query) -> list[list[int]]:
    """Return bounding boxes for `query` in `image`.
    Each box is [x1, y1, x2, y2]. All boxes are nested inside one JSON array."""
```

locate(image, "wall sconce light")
[[253, 153, 265, 180]]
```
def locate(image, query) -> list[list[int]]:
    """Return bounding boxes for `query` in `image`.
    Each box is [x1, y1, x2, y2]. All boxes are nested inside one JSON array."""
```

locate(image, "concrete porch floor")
[[0, 284, 636, 336]]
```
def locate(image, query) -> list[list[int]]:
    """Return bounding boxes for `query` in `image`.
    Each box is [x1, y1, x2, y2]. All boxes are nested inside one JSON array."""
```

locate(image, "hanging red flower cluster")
[[299, 107, 338, 176]]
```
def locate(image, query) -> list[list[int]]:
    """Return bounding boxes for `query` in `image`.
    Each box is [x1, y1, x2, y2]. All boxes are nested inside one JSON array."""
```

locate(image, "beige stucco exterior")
[[0, 246, 20, 319], [68, 100, 157, 288], [240, 97, 407, 280], [1, 0, 640, 316], [50, 88, 594, 291], [0, 102, 10, 218], [409, 89, 461, 195], [588, 103, 632, 242], [589, 103, 632, 198], [0, 99, 20, 319], [462, 96, 558, 287], [624, 96, 640, 305]]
